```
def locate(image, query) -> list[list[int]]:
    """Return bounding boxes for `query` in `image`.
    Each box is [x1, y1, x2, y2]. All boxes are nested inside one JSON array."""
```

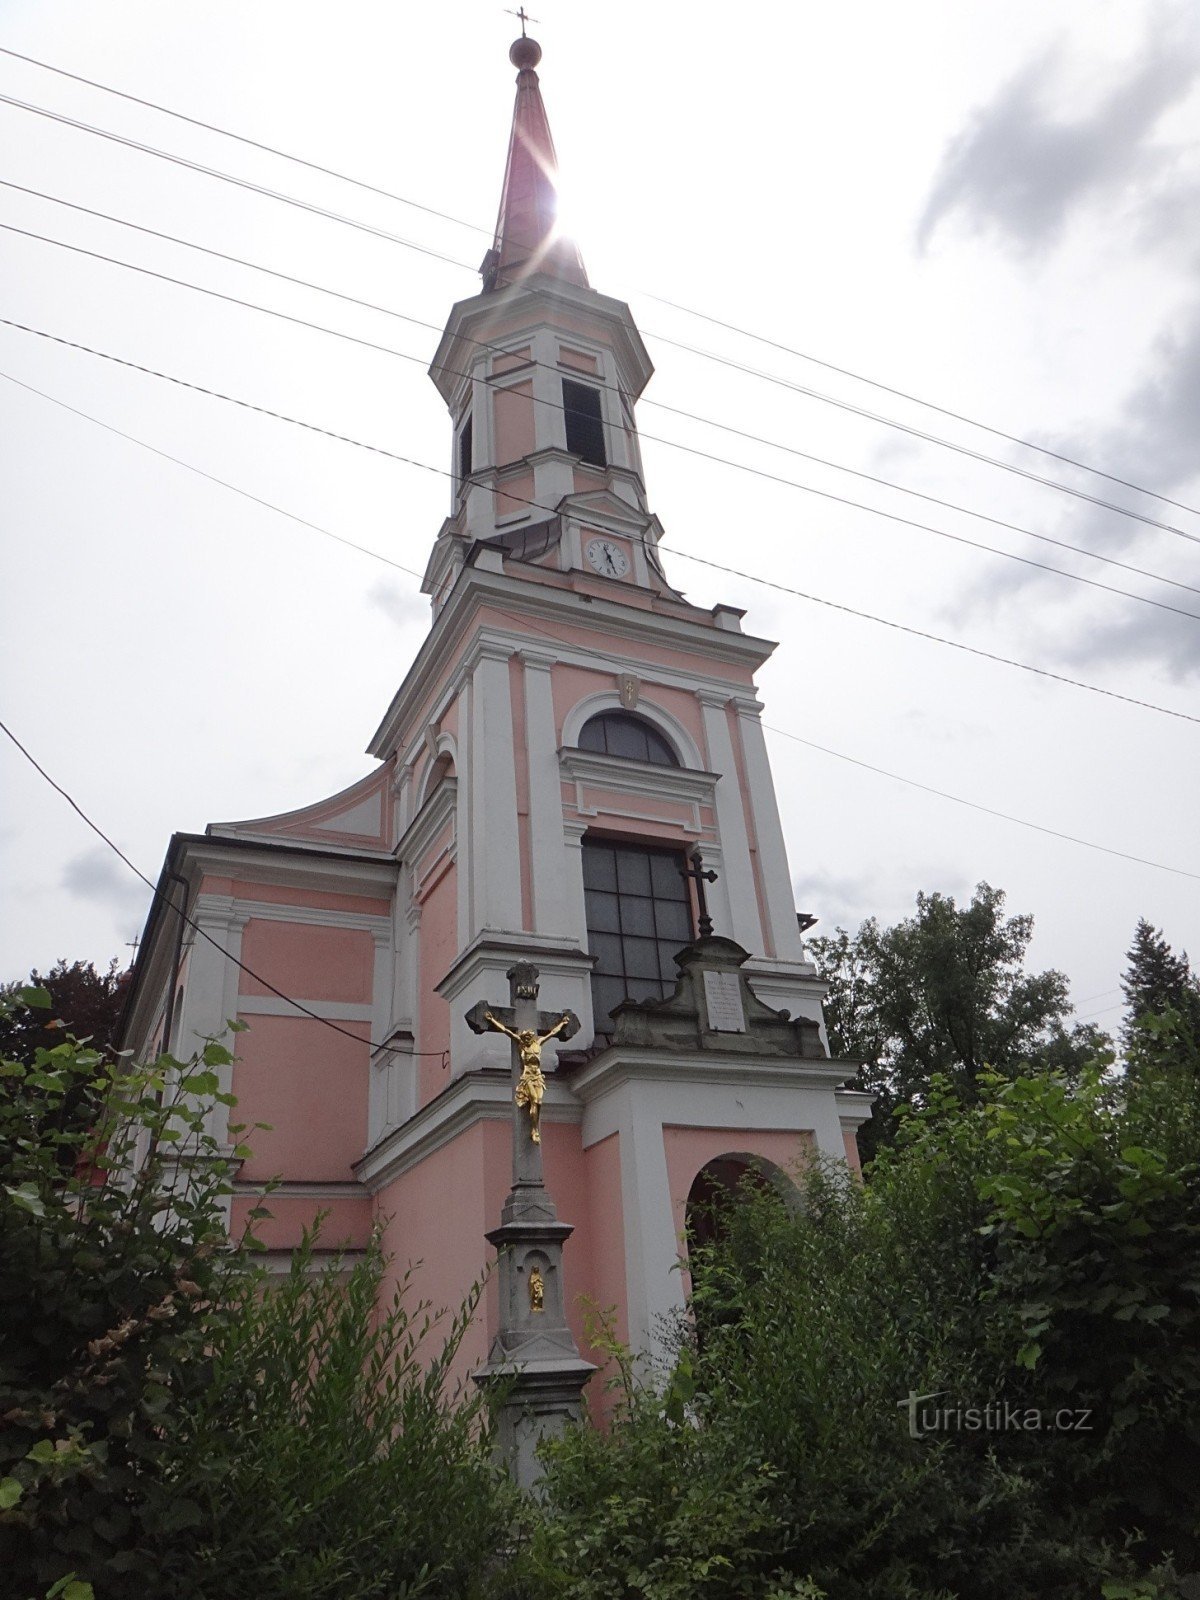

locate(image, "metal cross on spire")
[[505, 6, 539, 36]]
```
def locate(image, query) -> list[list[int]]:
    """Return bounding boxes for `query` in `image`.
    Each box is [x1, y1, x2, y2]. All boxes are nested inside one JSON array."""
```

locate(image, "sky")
[[2, 0, 1198, 1039]]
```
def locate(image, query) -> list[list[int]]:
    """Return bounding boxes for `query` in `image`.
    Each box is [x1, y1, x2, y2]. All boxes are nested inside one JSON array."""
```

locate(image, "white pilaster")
[[468, 643, 523, 935], [697, 690, 761, 952], [733, 697, 805, 962], [522, 649, 571, 938]]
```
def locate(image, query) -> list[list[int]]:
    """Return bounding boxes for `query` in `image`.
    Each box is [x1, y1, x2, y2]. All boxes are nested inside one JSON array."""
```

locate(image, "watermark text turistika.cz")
[[899, 1390, 1094, 1440]]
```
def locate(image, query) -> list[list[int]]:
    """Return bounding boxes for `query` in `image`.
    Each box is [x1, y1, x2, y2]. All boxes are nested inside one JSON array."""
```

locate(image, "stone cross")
[[465, 961, 579, 1190]]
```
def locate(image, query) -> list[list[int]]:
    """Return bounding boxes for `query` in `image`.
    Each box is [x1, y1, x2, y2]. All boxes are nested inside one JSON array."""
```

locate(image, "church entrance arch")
[[684, 1152, 797, 1255]]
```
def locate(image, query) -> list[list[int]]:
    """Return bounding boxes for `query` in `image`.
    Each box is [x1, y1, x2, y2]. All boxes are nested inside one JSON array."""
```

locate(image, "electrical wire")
[[5, 217, 1198, 627], [5, 181, 1197, 605], [6, 362, 1198, 887], [3, 310, 1196, 727], [0, 717, 446, 1060], [6, 43, 1200, 527], [4, 88, 1200, 548], [0, 91, 478, 271]]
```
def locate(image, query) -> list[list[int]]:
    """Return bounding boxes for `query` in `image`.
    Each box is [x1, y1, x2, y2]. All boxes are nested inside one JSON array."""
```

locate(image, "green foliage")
[[1121, 918, 1200, 1063], [515, 1045, 1200, 1598], [0, 984, 244, 1596], [157, 1231, 514, 1600], [0, 985, 512, 1600], [811, 882, 1110, 1157], [0, 958, 129, 1064]]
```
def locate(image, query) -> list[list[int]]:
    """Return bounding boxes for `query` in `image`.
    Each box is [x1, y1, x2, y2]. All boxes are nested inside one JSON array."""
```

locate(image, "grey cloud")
[[794, 867, 973, 934], [948, 296, 1200, 678], [367, 577, 428, 629], [62, 849, 151, 919], [918, 20, 1200, 254]]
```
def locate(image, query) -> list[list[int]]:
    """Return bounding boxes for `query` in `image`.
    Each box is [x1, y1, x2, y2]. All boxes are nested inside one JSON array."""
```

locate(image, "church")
[[122, 30, 869, 1392]]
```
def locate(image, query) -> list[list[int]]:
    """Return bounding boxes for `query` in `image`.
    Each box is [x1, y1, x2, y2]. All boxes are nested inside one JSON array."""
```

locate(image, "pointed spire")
[[482, 34, 589, 293]]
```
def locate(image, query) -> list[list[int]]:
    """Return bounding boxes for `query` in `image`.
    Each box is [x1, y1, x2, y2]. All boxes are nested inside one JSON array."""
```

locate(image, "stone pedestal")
[[467, 961, 594, 1489]]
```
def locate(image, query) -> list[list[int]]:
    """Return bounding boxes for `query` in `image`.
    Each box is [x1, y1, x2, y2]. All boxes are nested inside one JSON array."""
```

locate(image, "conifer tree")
[[1121, 917, 1200, 1055]]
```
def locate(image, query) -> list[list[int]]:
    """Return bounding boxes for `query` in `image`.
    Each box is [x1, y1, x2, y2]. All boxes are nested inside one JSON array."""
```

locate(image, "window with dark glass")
[[578, 712, 679, 767], [457, 413, 473, 488], [583, 840, 693, 1029], [562, 378, 606, 467]]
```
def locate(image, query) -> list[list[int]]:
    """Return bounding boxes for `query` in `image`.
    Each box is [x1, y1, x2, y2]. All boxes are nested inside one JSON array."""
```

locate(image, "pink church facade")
[[122, 35, 870, 1376]]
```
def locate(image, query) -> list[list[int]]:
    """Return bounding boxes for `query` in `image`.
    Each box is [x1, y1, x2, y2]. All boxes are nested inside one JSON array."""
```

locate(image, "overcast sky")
[[2, 0, 1198, 1037]]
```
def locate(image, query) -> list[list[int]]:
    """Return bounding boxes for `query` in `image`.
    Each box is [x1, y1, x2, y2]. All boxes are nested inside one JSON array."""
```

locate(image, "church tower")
[[121, 33, 870, 1374]]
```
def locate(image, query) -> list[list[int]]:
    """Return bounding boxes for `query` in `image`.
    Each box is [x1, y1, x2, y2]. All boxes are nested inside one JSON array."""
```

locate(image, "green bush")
[[0, 989, 512, 1599], [158, 1231, 516, 1600], [515, 1051, 1200, 1598]]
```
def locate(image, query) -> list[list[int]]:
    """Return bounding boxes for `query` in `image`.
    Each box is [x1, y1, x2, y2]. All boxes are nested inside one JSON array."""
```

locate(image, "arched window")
[[578, 711, 679, 767]]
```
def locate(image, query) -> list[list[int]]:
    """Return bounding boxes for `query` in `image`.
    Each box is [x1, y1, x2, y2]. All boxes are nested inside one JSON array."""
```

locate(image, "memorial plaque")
[[702, 969, 747, 1033]]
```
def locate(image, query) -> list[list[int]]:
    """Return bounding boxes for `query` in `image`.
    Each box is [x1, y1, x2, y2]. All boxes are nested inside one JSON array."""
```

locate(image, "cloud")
[[948, 296, 1200, 678], [367, 577, 428, 629], [917, 18, 1200, 254], [793, 866, 973, 934], [62, 849, 151, 922]]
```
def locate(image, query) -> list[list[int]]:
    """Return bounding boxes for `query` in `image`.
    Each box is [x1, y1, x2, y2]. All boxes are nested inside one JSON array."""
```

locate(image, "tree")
[[1122, 917, 1200, 1058], [517, 1047, 1200, 1599], [811, 883, 1108, 1158], [0, 958, 130, 1063]]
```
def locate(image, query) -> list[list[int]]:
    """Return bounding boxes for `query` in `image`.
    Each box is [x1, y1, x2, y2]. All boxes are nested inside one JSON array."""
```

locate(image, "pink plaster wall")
[[231, 1015, 370, 1183], [494, 380, 535, 466], [239, 920, 375, 1004], [492, 345, 532, 376], [558, 345, 598, 373], [842, 1128, 863, 1176], [496, 470, 535, 519], [229, 1192, 372, 1251], [582, 1131, 627, 1351], [229, 880, 390, 917], [372, 1119, 511, 1380]]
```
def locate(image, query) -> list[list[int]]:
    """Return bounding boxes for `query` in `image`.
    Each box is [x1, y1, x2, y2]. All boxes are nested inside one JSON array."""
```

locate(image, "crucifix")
[[466, 962, 579, 1184], [505, 6, 539, 36], [680, 848, 718, 938]]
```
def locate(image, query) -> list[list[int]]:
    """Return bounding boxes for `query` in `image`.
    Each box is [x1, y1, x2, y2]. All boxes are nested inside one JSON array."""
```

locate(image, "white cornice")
[[354, 1071, 582, 1190], [368, 567, 777, 761], [558, 747, 719, 808], [568, 1049, 856, 1104]]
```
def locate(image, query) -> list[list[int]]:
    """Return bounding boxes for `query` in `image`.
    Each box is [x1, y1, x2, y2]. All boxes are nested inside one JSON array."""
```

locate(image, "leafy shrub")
[[514, 1051, 1200, 1598]]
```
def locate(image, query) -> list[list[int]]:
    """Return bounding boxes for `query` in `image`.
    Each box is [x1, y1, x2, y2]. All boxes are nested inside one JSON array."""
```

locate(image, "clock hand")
[[604, 550, 617, 574]]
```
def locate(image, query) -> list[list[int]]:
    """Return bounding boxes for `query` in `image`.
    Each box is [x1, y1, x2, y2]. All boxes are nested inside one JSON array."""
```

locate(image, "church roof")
[[483, 33, 589, 293]]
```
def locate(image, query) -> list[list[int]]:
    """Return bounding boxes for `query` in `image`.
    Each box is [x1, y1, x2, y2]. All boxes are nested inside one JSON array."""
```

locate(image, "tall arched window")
[[577, 712, 679, 767]]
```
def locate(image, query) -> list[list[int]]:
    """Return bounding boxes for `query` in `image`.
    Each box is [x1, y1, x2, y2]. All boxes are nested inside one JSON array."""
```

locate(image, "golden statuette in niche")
[[528, 1265, 545, 1313]]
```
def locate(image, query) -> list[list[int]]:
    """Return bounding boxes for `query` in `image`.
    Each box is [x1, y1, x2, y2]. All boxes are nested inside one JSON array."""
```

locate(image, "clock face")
[[585, 537, 631, 579]]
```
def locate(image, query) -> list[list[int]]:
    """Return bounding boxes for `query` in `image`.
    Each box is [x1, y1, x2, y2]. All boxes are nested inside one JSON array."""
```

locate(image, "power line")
[[664, 541, 1200, 725], [6, 42, 1200, 530], [642, 292, 1200, 524], [641, 331, 1200, 550], [759, 725, 1200, 883], [6, 180, 1197, 606], [0, 44, 493, 241], [0, 367, 426, 582], [5, 89, 1200, 550], [8, 361, 1198, 887], [5, 217, 1197, 627], [0, 718, 447, 1059], [3, 310, 1196, 727], [0, 91, 478, 271]]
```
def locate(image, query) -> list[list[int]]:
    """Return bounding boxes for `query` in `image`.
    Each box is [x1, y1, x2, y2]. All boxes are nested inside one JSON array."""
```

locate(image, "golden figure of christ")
[[482, 1010, 573, 1144]]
